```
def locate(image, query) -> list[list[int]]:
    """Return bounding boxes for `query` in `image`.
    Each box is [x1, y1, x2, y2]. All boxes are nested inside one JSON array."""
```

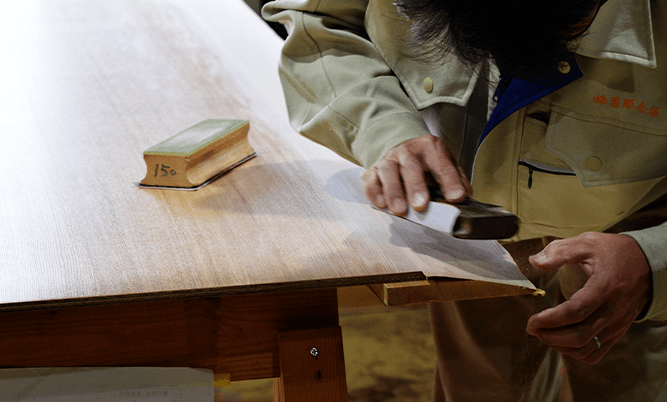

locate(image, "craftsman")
[[263, 0, 667, 400]]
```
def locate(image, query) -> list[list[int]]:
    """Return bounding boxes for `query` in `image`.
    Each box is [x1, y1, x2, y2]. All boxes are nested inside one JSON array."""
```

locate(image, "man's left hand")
[[526, 232, 652, 365]]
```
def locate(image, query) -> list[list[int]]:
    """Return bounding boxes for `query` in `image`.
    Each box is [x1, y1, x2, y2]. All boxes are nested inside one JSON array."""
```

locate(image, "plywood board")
[[0, 0, 533, 312]]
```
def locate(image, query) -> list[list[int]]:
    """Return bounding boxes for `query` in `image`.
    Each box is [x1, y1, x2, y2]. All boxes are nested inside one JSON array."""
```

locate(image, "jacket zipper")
[[518, 159, 576, 189]]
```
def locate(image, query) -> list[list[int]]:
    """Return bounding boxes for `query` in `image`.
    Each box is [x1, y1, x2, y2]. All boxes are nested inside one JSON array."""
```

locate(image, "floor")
[[215, 304, 436, 402]]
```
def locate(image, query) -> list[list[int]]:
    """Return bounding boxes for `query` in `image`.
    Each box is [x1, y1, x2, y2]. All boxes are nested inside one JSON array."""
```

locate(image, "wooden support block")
[[369, 278, 537, 306], [337, 285, 387, 315], [274, 378, 285, 402], [276, 326, 348, 402], [140, 119, 255, 189]]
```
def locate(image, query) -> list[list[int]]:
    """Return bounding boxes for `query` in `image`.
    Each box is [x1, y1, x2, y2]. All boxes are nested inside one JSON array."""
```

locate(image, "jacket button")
[[585, 156, 603, 171], [423, 77, 434, 93], [558, 61, 571, 74]]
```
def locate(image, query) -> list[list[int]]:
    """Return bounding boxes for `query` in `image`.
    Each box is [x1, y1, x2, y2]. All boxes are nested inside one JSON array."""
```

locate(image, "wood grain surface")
[[0, 0, 530, 312]]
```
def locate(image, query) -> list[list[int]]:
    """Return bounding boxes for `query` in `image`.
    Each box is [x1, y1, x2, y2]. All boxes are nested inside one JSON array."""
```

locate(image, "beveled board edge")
[[0, 272, 427, 313]]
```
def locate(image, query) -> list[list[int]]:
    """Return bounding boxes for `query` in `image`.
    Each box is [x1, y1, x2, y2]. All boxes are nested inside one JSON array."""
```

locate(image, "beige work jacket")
[[263, 0, 667, 321]]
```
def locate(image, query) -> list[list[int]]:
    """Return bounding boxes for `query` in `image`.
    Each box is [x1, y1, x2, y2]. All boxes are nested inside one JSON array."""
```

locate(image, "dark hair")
[[395, 0, 601, 75]]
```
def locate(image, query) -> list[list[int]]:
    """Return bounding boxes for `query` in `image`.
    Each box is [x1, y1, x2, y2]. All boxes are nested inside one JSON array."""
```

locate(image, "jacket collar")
[[575, 0, 657, 68]]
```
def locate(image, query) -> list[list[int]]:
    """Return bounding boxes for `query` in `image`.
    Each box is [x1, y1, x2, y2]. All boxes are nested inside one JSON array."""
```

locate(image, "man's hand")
[[361, 135, 472, 215], [526, 232, 652, 365]]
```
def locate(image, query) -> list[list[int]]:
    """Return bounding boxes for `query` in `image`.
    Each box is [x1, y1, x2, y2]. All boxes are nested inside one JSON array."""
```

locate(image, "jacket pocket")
[[515, 157, 663, 238], [516, 111, 665, 238], [546, 111, 667, 187], [518, 159, 575, 189]]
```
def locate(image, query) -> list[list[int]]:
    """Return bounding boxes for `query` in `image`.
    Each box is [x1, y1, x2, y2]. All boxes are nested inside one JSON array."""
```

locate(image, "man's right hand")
[[360, 135, 472, 216]]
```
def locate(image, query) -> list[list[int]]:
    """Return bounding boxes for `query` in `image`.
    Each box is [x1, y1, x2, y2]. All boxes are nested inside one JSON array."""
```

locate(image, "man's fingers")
[[425, 155, 466, 202], [413, 135, 466, 203], [434, 164, 466, 203], [549, 339, 599, 361], [533, 308, 630, 365], [527, 305, 607, 348], [361, 135, 469, 215], [397, 152, 430, 212], [527, 274, 608, 330], [526, 232, 653, 365], [361, 168, 387, 209], [553, 331, 624, 365], [374, 159, 408, 215], [529, 235, 594, 271], [550, 334, 617, 365], [580, 332, 626, 365]]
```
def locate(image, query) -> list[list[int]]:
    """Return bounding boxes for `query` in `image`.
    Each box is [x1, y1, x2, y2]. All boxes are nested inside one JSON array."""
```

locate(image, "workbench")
[[0, 1, 530, 400]]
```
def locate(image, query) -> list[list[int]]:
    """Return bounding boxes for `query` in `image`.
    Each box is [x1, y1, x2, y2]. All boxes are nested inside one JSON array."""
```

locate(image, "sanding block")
[[378, 186, 519, 240], [137, 119, 255, 190]]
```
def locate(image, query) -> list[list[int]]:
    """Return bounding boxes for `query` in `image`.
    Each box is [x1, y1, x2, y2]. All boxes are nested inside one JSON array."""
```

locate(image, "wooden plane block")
[[369, 279, 538, 306], [275, 326, 348, 402], [140, 119, 255, 189]]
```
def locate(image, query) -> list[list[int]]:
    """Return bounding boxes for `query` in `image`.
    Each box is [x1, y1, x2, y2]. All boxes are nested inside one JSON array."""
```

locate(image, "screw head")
[[310, 347, 319, 357]]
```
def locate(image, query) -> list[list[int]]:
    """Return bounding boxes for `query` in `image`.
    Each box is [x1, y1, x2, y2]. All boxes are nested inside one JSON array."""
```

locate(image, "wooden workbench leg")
[[273, 378, 285, 402], [274, 326, 348, 402]]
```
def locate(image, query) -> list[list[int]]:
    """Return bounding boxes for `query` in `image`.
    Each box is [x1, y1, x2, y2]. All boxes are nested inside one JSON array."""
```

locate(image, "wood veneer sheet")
[[386, 216, 535, 289], [425, 236, 532, 288]]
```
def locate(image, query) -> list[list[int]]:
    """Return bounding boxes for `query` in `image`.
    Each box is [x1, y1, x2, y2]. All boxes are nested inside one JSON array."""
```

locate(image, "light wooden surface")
[[0, 0, 409, 311], [0, 0, 531, 313]]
